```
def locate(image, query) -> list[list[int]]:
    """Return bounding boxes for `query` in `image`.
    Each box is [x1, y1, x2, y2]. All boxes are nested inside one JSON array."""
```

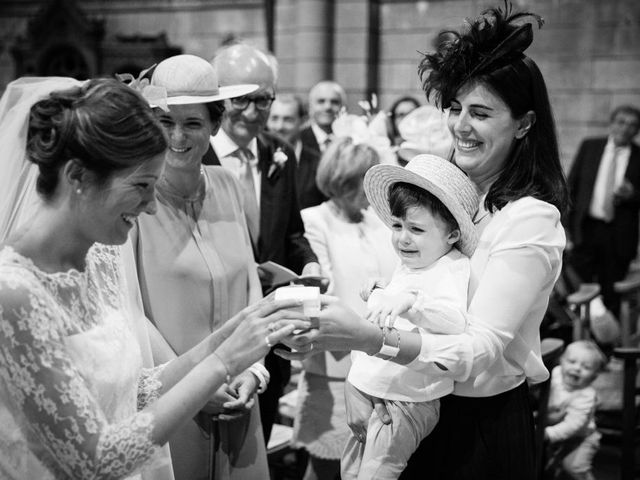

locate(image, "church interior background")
[[0, 0, 638, 169]]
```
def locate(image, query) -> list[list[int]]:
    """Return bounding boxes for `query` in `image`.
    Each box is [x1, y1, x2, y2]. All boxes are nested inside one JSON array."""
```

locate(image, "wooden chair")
[[566, 283, 601, 342], [595, 347, 640, 480], [614, 273, 640, 347], [535, 337, 565, 480]]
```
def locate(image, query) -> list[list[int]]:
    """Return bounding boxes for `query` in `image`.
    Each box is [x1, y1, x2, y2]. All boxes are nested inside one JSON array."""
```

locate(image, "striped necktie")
[[237, 148, 260, 249], [602, 147, 621, 222]]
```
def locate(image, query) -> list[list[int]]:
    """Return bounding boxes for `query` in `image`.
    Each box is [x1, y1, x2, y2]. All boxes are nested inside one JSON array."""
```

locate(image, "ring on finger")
[[265, 335, 274, 348], [384, 315, 392, 328]]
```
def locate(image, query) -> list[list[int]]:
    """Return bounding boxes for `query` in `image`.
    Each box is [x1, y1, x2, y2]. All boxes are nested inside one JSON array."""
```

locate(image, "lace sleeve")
[[0, 277, 160, 479], [137, 364, 167, 410]]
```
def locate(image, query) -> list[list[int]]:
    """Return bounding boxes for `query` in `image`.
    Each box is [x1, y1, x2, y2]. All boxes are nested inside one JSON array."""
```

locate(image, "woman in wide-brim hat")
[[278, 3, 569, 479], [129, 54, 270, 480]]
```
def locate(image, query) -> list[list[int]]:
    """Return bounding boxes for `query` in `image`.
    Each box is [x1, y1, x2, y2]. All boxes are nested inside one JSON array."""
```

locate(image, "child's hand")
[[359, 277, 387, 302], [366, 291, 417, 328]]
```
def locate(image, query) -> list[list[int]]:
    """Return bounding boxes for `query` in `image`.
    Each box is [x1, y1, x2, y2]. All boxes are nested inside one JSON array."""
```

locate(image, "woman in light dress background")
[[293, 137, 397, 480]]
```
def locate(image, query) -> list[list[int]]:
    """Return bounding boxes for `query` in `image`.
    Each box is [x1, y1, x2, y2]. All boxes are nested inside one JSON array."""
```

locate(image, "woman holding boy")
[[279, 3, 568, 479]]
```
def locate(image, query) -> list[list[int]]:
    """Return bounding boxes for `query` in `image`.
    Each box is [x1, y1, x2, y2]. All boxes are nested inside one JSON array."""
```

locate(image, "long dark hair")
[[418, 2, 568, 214]]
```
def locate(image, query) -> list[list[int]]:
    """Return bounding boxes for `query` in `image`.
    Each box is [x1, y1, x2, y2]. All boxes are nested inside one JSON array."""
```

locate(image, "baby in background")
[[342, 154, 479, 480], [545, 340, 607, 480]]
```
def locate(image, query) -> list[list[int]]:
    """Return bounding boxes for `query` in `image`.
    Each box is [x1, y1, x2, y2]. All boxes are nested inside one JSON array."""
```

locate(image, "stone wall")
[[0, 0, 638, 166]]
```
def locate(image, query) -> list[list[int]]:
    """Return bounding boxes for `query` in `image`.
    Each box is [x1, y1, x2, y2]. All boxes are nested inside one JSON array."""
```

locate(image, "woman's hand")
[[223, 370, 258, 412], [214, 297, 311, 376], [275, 295, 382, 361], [201, 384, 246, 421]]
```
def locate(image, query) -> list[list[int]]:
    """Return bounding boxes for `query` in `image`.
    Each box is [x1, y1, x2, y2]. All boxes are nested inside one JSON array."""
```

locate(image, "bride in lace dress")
[[0, 77, 309, 480]]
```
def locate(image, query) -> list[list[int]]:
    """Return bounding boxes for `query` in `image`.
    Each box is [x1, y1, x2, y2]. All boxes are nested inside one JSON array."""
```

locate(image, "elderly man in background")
[[300, 80, 347, 155], [268, 94, 327, 209], [202, 43, 320, 443]]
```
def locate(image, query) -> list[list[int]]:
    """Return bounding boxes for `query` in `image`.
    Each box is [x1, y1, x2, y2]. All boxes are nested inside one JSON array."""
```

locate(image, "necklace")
[[157, 167, 206, 204]]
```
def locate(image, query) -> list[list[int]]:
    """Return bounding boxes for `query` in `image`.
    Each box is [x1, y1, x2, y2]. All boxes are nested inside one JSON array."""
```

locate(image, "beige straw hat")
[[151, 54, 258, 104], [364, 154, 479, 256]]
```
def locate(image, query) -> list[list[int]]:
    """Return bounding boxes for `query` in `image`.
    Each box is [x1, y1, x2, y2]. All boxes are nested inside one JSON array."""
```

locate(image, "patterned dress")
[[0, 244, 166, 479]]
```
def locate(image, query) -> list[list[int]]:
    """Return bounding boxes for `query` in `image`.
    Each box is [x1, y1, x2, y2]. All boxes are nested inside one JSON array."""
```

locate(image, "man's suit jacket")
[[299, 125, 322, 155], [296, 143, 327, 209], [203, 131, 318, 274], [568, 137, 640, 261]]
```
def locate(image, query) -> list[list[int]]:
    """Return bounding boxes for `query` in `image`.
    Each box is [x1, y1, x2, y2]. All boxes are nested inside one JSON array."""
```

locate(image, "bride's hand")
[[214, 297, 311, 376], [201, 384, 245, 420], [275, 295, 382, 361]]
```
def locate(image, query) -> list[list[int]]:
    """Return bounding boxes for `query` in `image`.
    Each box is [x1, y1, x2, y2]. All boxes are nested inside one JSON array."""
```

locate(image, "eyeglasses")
[[230, 95, 275, 111]]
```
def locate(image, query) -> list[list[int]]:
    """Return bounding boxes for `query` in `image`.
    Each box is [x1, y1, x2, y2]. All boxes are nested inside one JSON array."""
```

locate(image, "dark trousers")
[[400, 382, 536, 480], [570, 216, 632, 316], [259, 349, 290, 443]]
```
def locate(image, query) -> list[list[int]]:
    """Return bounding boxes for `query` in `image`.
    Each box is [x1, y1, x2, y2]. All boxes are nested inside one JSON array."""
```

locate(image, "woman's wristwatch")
[[371, 326, 400, 358]]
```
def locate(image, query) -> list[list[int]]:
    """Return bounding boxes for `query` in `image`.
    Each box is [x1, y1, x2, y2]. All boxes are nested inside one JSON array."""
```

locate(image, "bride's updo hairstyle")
[[26, 78, 167, 199], [418, 1, 568, 214]]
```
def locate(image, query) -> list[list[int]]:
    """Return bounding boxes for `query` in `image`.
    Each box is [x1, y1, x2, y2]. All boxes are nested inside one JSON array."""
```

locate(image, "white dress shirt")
[[311, 122, 333, 152], [589, 136, 631, 220], [210, 129, 262, 206], [407, 196, 566, 397], [350, 249, 470, 402]]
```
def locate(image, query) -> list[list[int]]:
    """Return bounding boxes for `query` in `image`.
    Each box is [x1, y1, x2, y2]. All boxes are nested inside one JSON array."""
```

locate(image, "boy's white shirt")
[[348, 248, 470, 402]]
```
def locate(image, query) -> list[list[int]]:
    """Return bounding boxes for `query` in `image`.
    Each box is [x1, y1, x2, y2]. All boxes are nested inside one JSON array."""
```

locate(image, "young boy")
[[341, 154, 479, 480], [545, 340, 607, 480]]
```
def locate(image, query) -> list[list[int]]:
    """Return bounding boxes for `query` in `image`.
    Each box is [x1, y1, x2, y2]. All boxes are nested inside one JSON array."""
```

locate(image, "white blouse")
[[409, 196, 566, 397]]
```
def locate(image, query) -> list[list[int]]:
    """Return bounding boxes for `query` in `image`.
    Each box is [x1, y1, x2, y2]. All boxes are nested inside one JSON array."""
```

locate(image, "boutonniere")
[[268, 147, 288, 179]]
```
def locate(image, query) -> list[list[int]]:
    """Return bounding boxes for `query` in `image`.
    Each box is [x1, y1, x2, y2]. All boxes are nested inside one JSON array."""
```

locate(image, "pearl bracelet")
[[248, 363, 270, 394]]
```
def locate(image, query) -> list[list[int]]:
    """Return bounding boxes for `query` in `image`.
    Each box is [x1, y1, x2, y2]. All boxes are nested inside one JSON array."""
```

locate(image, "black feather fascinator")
[[419, 1, 544, 108]]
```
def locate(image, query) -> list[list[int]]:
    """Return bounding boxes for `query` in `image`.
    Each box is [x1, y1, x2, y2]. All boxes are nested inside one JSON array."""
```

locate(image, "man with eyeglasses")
[[203, 43, 320, 443]]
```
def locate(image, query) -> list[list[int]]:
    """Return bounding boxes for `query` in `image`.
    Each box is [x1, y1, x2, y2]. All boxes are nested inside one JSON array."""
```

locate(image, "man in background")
[[299, 80, 346, 155], [567, 105, 640, 315], [203, 43, 320, 442], [268, 94, 327, 209]]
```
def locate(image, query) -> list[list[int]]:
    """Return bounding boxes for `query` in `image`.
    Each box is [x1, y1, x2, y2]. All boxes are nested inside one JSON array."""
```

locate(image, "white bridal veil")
[[0, 77, 81, 241], [0, 76, 175, 480]]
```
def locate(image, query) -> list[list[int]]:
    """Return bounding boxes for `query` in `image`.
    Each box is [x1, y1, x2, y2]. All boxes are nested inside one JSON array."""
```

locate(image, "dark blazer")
[[296, 142, 327, 209], [299, 125, 322, 155], [568, 137, 640, 261], [203, 131, 318, 274]]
